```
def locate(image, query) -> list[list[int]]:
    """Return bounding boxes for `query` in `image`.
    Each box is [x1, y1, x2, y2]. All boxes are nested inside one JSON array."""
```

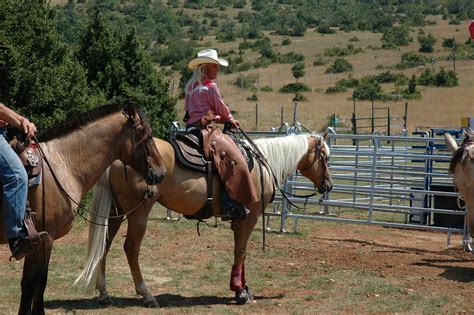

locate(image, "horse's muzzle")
[[318, 180, 333, 194], [145, 168, 165, 185]]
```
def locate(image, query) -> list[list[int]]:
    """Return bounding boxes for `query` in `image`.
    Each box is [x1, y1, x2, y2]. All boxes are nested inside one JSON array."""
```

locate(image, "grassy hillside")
[[51, 1, 474, 134]]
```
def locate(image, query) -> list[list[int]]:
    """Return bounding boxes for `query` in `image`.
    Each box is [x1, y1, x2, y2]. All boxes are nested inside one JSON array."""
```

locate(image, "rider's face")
[[205, 63, 219, 80]]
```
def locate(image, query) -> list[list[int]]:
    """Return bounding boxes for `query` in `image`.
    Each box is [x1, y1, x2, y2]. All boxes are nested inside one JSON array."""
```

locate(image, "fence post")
[[293, 102, 298, 124], [255, 103, 258, 130], [351, 112, 357, 145], [387, 107, 391, 136], [371, 99, 375, 134], [280, 106, 284, 126], [404, 101, 408, 135]]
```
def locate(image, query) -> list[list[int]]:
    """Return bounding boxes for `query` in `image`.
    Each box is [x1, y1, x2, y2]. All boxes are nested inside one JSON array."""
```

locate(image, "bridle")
[[299, 135, 331, 193]]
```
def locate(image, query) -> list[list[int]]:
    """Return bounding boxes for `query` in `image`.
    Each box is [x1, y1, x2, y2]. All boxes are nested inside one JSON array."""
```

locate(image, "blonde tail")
[[74, 168, 113, 291]]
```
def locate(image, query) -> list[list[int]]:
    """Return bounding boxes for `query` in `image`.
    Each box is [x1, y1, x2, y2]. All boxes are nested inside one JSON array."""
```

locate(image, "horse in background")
[[0, 103, 165, 314], [76, 133, 332, 307], [445, 131, 474, 252]]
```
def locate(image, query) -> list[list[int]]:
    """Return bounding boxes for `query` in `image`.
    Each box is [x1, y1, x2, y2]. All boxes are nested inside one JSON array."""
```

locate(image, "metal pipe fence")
[[268, 132, 468, 248]]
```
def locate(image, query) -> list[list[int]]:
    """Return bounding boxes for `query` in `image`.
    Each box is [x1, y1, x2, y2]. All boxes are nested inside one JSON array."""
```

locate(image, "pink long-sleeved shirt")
[[184, 79, 233, 126]]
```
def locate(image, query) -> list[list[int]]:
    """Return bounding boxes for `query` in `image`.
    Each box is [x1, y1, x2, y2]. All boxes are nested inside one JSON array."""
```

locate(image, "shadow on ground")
[[45, 293, 284, 311]]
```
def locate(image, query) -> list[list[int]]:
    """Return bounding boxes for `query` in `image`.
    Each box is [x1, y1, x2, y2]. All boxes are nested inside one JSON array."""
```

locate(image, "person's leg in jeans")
[[0, 128, 27, 240]]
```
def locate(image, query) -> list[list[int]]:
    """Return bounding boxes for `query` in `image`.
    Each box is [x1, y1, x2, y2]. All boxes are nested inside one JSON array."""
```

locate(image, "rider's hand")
[[20, 118, 36, 138], [229, 118, 240, 129]]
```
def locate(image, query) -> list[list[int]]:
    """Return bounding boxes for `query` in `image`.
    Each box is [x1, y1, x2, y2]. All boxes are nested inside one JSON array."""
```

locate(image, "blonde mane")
[[254, 134, 309, 185]]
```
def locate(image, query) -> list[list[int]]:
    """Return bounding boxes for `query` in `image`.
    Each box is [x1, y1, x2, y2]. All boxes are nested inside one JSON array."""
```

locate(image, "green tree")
[[76, 10, 176, 137], [407, 75, 417, 94], [418, 34, 436, 53], [291, 62, 305, 82], [0, 0, 89, 130]]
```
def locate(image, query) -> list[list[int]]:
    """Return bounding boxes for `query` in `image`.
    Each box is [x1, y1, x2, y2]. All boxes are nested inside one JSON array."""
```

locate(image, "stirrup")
[[8, 231, 49, 262]]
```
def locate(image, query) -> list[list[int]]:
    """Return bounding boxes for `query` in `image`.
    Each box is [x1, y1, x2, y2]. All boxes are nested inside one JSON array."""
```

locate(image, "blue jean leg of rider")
[[0, 128, 28, 239]]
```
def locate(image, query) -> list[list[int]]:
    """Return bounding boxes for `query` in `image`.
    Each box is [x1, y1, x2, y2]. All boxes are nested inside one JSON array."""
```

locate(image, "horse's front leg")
[[96, 215, 123, 305], [124, 204, 158, 308], [20, 238, 53, 315], [230, 208, 260, 305]]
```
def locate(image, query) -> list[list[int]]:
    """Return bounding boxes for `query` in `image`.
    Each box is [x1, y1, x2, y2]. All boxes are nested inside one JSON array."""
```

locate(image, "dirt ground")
[[1, 212, 473, 314]]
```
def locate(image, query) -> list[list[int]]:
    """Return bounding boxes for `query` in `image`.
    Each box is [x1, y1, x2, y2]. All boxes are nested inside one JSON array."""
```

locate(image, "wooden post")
[[404, 101, 408, 134], [351, 112, 357, 145], [371, 99, 375, 134], [293, 102, 298, 124], [280, 106, 284, 126], [255, 103, 258, 130], [387, 107, 391, 136]]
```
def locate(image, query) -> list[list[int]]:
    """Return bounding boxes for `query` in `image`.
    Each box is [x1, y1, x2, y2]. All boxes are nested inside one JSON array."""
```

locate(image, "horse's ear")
[[323, 131, 328, 141], [444, 133, 458, 154]]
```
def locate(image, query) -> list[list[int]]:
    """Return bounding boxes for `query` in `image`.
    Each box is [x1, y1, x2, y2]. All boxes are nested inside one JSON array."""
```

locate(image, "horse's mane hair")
[[254, 134, 309, 185], [38, 103, 143, 142], [449, 131, 474, 173]]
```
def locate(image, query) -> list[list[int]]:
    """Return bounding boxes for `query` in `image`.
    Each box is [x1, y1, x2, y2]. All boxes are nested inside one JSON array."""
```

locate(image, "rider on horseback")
[[0, 102, 37, 260], [184, 49, 257, 220]]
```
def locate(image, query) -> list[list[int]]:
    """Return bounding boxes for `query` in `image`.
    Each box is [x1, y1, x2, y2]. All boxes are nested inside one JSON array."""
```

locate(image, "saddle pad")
[[169, 133, 207, 172]]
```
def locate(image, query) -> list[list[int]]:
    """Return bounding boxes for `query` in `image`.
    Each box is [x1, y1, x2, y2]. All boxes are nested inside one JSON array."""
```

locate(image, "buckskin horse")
[[77, 132, 332, 306], [445, 131, 474, 252], [0, 103, 166, 314]]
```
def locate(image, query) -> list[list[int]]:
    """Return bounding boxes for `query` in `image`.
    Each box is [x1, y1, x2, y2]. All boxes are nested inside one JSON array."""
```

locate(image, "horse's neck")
[[41, 114, 124, 200]]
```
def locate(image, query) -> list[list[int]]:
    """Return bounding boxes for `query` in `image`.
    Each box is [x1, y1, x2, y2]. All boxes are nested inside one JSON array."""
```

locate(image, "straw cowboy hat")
[[187, 49, 229, 70]]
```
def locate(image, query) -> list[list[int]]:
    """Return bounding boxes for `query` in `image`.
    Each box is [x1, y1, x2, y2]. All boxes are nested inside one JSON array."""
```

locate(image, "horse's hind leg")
[[96, 215, 123, 305], [124, 202, 158, 308]]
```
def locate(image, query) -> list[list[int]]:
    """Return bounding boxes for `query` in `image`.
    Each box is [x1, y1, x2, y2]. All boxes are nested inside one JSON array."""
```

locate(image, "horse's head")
[[119, 105, 166, 185], [297, 132, 333, 194]]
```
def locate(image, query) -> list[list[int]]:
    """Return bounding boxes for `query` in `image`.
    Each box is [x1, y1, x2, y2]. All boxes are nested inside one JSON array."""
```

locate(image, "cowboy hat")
[[187, 49, 229, 70]]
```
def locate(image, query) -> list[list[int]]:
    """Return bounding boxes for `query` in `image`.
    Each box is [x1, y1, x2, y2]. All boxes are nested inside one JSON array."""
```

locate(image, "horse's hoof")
[[235, 286, 254, 305], [98, 295, 113, 305], [144, 297, 160, 308]]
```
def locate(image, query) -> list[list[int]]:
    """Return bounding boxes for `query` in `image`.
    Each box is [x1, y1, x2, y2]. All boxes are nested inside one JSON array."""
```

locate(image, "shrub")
[[396, 52, 428, 69], [313, 56, 326, 66], [349, 36, 360, 42], [417, 69, 435, 85], [282, 38, 291, 46], [324, 44, 363, 57], [233, 75, 257, 90], [316, 23, 335, 34], [279, 82, 311, 93], [442, 38, 456, 48], [247, 93, 258, 101], [325, 58, 353, 73], [352, 81, 383, 100], [293, 92, 308, 102], [260, 86, 273, 92], [435, 68, 458, 87], [277, 51, 305, 63], [325, 85, 347, 94], [382, 26, 411, 48], [418, 34, 436, 53]]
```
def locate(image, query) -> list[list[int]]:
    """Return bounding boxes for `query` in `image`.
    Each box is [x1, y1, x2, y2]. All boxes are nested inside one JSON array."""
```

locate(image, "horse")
[[0, 103, 166, 314], [445, 131, 474, 252], [77, 132, 333, 306]]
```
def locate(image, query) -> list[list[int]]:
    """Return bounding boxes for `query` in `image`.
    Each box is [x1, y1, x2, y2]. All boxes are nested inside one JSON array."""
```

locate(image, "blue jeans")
[[0, 128, 27, 239]]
